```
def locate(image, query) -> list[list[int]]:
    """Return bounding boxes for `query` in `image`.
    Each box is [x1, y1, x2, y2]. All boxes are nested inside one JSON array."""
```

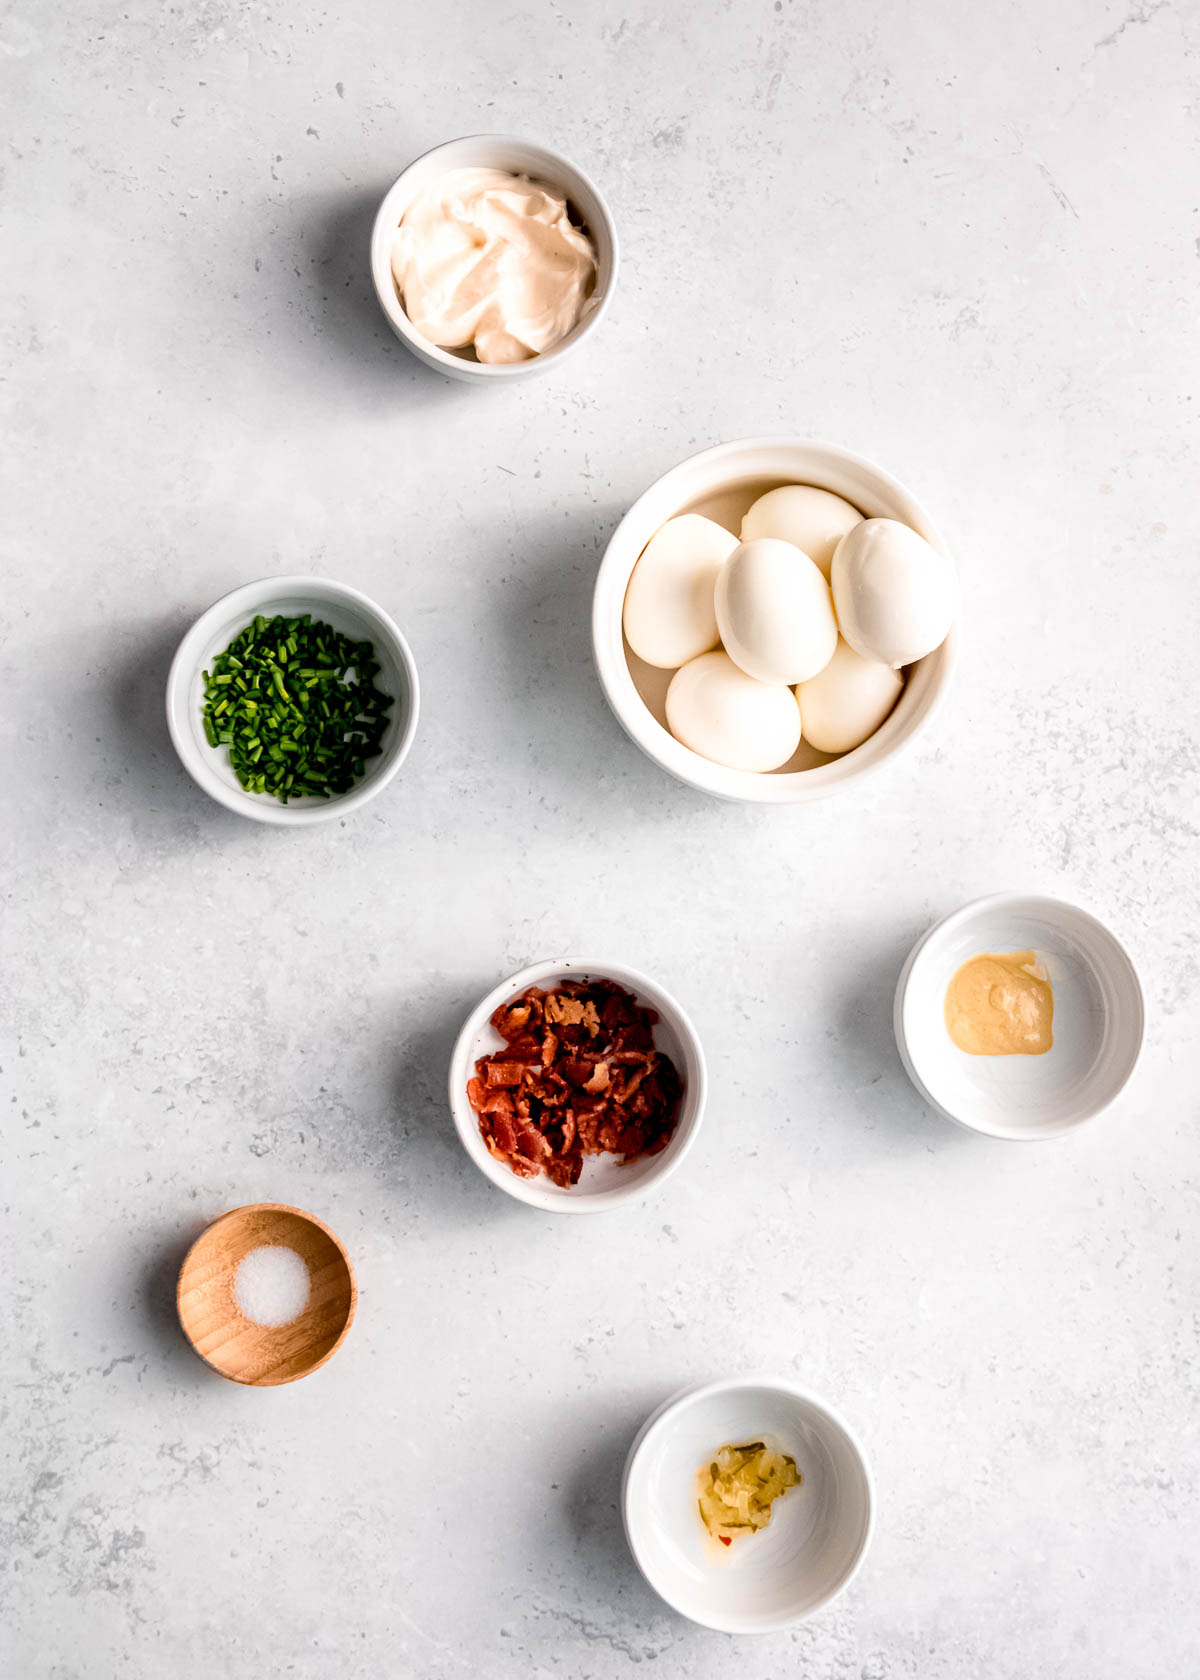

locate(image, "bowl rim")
[[893, 890, 1146, 1140], [369, 132, 620, 380], [175, 1201, 358, 1386], [446, 956, 707, 1213], [621, 1375, 876, 1633], [591, 434, 960, 803], [165, 573, 420, 826]]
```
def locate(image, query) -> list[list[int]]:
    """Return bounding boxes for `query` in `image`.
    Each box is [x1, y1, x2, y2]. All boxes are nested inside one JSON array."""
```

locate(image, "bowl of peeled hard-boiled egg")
[[592, 438, 960, 802]]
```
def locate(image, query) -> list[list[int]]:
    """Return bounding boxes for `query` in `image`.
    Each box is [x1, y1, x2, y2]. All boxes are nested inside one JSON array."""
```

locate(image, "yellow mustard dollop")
[[944, 950, 1054, 1056]]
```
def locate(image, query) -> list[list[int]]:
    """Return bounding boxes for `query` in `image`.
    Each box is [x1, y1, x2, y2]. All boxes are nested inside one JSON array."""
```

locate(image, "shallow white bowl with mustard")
[[895, 892, 1145, 1139]]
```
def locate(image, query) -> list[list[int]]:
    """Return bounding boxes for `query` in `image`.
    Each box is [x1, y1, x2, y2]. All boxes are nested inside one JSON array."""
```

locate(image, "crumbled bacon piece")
[[469, 979, 683, 1186], [582, 1062, 610, 1094], [484, 1061, 526, 1088]]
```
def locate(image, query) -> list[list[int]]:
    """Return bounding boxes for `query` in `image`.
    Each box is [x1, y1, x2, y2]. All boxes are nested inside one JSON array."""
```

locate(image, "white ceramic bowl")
[[447, 958, 706, 1212], [895, 893, 1145, 1139], [370, 134, 618, 383], [622, 1378, 874, 1633], [166, 576, 419, 826], [592, 437, 960, 802]]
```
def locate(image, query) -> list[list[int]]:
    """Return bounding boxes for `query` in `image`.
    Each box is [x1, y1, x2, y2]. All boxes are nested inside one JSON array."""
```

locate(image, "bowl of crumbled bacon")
[[449, 959, 707, 1211]]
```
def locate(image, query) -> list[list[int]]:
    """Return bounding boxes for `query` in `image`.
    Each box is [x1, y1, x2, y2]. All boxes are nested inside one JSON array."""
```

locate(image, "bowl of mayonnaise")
[[371, 134, 618, 382]]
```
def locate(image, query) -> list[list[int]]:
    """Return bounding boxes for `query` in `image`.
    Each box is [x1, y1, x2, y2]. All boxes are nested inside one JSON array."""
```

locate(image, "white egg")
[[795, 637, 904, 755], [831, 518, 958, 668], [622, 514, 739, 669], [714, 538, 838, 686], [740, 484, 863, 579], [666, 650, 802, 773]]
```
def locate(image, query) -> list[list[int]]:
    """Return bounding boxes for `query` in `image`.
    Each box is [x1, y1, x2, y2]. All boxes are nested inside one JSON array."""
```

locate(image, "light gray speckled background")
[[3, 1, 1199, 1675]]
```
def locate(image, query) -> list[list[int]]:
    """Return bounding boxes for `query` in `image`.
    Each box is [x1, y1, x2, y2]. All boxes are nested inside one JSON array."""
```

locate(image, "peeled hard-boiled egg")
[[622, 514, 739, 669], [666, 650, 802, 773], [740, 485, 863, 579], [714, 538, 838, 686], [795, 637, 904, 754], [831, 518, 957, 668]]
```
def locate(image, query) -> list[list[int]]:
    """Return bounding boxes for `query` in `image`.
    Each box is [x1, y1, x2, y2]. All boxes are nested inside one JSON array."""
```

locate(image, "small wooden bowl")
[[177, 1203, 356, 1386]]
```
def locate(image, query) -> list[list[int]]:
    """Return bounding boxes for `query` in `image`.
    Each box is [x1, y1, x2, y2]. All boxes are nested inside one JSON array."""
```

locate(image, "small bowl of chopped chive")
[[167, 576, 419, 825]]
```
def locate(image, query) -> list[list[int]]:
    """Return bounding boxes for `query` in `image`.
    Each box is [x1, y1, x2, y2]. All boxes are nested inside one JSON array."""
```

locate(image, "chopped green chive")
[[200, 611, 394, 803]]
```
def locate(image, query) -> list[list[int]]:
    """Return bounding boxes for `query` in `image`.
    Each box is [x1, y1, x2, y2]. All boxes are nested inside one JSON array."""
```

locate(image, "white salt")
[[234, 1244, 311, 1327]]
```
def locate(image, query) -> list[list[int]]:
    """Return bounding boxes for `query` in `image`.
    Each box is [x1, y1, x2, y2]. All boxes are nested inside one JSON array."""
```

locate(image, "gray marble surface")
[[3, 1, 1199, 1675]]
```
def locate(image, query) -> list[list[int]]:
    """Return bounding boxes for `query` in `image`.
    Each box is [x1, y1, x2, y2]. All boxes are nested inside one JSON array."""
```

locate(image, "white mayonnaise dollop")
[[392, 167, 597, 364]]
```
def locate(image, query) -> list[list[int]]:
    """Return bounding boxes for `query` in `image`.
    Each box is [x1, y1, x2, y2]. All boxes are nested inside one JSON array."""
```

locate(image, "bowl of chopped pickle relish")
[[622, 1377, 874, 1632], [167, 576, 419, 825]]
